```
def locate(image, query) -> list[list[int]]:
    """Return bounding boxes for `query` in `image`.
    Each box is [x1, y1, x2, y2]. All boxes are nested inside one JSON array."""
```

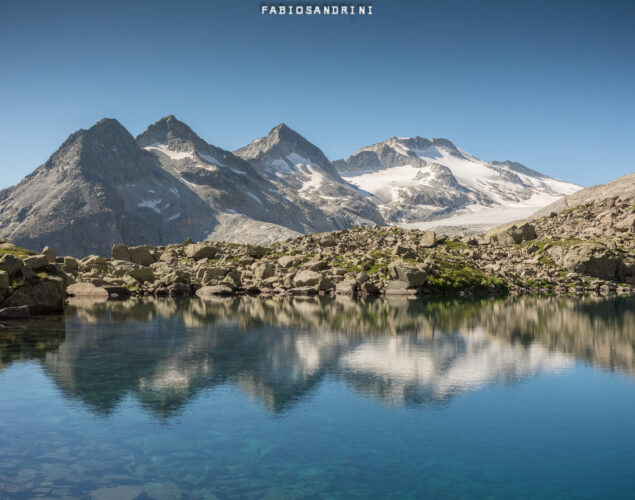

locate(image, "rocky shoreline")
[[0, 195, 633, 319]]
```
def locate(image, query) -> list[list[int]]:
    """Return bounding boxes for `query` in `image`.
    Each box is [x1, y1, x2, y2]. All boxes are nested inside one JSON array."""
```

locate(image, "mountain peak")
[[70, 117, 137, 153], [136, 116, 205, 150], [236, 123, 334, 175], [267, 122, 306, 143]]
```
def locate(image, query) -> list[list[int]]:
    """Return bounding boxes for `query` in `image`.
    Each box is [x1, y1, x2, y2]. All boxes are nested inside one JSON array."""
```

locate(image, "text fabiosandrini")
[[261, 5, 374, 15]]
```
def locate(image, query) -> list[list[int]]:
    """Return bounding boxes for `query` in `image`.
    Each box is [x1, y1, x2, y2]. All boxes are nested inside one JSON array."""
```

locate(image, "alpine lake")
[[0, 294, 633, 499]]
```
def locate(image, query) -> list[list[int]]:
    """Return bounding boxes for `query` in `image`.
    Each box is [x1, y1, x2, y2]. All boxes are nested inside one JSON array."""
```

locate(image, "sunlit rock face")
[[0, 295, 629, 418]]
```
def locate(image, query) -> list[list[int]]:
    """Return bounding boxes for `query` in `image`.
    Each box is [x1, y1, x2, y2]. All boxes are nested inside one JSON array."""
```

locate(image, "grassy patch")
[[442, 239, 468, 250], [427, 259, 507, 293], [0, 246, 36, 257]]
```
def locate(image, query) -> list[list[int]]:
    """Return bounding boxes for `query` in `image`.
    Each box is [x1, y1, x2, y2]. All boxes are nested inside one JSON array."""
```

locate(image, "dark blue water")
[[0, 296, 633, 499]]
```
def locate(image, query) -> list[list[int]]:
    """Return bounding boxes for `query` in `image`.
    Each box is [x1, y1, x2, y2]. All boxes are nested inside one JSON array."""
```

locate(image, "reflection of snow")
[[340, 328, 572, 404]]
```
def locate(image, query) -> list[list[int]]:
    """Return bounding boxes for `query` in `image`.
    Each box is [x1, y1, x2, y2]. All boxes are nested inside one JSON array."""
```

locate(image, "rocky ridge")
[[1, 191, 632, 319]]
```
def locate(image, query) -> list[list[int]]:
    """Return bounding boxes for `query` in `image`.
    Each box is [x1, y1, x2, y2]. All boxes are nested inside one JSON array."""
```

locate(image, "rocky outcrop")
[[0, 242, 69, 314]]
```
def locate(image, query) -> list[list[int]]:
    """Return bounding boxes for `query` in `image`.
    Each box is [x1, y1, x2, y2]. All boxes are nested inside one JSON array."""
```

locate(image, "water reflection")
[[0, 295, 632, 417]]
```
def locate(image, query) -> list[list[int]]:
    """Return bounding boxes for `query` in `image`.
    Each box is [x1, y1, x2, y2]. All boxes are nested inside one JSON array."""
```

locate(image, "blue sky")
[[0, 0, 633, 188]]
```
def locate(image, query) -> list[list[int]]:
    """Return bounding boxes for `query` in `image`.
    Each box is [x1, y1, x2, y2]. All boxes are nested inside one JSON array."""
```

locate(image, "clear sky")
[[1, 0, 633, 188]]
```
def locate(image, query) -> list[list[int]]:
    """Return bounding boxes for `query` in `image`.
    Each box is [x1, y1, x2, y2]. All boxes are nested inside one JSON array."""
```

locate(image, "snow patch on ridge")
[[247, 192, 263, 205], [145, 143, 193, 160], [199, 152, 220, 165], [138, 199, 162, 213]]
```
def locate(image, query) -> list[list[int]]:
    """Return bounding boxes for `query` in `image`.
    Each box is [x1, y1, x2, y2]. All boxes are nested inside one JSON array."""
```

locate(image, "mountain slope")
[[235, 123, 385, 228], [531, 172, 635, 218], [0, 119, 217, 256], [334, 136, 581, 231]]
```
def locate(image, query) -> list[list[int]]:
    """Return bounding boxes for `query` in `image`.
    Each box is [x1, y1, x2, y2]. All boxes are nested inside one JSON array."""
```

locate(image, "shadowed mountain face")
[[1, 295, 631, 418]]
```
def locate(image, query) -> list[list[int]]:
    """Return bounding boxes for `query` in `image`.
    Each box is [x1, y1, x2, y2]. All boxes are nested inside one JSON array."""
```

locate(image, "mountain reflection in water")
[[0, 295, 632, 418]]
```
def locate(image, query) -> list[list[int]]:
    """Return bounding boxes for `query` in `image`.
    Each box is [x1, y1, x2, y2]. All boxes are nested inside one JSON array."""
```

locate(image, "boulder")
[[2, 280, 65, 313], [420, 231, 437, 248], [184, 243, 218, 260], [318, 277, 334, 291], [41, 246, 56, 263], [392, 245, 416, 259], [253, 263, 275, 280], [286, 286, 318, 296], [293, 270, 321, 287], [486, 223, 537, 246], [222, 270, 242, 287], [62, 257, 79, 271], [320, 235, 336, 247], [278, 255, 302, 268], [384, 280, 413, 295], [614, 214, 635, 233], [81, 255, 108, 266], [129, 246, 156, 266], [0, 305, 31, 319], [168, 283, 191, 296], [304, 260, 328, 271], [127, 267, 156, 283], [360, 281, 380, 295], [335, 279, 358, 295], [112, 244, 155, 266], [0, 254, 23, 276], [67, 282, 109, 298], [21, 266, 36, 280], [389, 264, 427, 288], [561, 243, 622, 281], [103, 286, 131, 297], [196, 284, 234, 297], [202, 267, 229, 280], [247, 245, 267, 258], [0, 270, 9, 295], [111, 243, 131, 261], [22, 254, 49, 270]]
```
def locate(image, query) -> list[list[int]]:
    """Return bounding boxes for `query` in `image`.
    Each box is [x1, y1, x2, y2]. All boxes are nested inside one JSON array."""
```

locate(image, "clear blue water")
[[0, 295, 633, 499]]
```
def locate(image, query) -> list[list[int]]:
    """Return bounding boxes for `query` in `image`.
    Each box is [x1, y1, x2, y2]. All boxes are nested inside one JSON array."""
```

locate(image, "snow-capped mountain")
[[0, 118, 582, 256], [334, 136, 581, 232], [235, 123, 385, 229]]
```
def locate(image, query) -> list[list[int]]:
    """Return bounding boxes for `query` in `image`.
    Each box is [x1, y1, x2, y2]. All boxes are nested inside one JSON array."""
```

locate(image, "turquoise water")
[[0, 296, 633, 499]]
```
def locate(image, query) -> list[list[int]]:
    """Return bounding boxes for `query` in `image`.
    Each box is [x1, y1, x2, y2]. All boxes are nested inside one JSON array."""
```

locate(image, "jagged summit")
[[136, 115, 208, 153], [235, 123, 336, 176], [235, 123, 385, 228]]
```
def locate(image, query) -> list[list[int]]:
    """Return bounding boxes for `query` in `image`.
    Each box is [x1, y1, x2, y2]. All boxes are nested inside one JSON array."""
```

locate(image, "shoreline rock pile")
[[0, 195, 633, 317]]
